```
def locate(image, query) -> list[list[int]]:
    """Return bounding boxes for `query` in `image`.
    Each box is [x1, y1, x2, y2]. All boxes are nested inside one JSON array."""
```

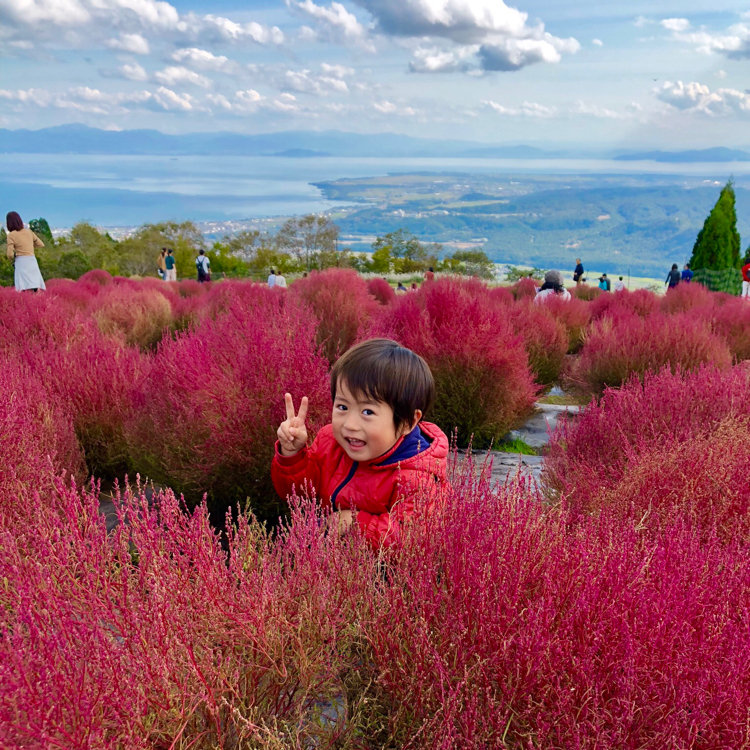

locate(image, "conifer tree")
[[689, 180, 741, 292]]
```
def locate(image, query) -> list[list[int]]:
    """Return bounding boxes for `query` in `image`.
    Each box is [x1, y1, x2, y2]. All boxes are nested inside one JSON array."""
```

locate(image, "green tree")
[[56, 222, 119, 274], [689, 180, 741, 292], [216, 229, 298, 278], [57, 250, 93, 280], [275, 215, 339, 271], [440, 249, 496, 280], [119, 221, 205, 278], [371, 230, 439, 274], [29, 218, 54, 247]]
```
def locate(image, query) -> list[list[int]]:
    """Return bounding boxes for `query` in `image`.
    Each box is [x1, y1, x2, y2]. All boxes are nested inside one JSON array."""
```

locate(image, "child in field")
[[272, 338, 449, 549]]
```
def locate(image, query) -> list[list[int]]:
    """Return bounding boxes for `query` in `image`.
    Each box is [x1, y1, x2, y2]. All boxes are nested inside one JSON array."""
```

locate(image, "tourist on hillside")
[[681, 263, 693, 283], [396, 282, 407, 293], [410, 282, 418, 291], [534, 270, 571, 304], [274, 269, 287, 288], [573, 258, 584, 285], [268, 269, 276, 288], [613, 276, 625, 292], [157, 248, 167, 280], [598, 274, 611, 291], [666, 263, 680, 290], [164, 248, 177, 281], [272, 338, 448, 550], [741, 260, 750, 299], [424, 266, 435, 282], [195, 249, 210, 283], [5, 211, 46, 292]]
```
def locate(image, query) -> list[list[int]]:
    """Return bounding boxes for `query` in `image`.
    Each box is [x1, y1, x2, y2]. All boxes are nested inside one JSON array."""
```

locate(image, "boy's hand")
[[277, 393, 309, 456]]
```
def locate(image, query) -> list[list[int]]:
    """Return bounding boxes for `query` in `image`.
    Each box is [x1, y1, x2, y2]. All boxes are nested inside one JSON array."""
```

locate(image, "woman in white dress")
[[5, 211, 46, 292]]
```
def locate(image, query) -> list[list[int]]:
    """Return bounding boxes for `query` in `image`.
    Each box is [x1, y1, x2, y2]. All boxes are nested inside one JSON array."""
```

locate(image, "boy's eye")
[[362, 408, 375, 416], [335, 404, 347, 411]]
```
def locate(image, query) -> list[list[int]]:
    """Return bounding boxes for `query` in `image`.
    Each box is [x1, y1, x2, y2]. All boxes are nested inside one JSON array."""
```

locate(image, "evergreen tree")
[[689, 180, 741, 292]]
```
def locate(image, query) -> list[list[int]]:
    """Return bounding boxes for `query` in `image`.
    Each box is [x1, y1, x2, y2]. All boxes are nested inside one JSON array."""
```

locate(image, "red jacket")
[[272, 421, 449, 549], [742, 263, 750, 283]]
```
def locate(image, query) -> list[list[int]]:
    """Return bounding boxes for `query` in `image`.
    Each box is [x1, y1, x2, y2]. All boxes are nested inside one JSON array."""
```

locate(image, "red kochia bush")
[[589, 287, 660, 320], [569, 308, 731, 393], [542, 293, 591, 353], [373, 470, 750, 747], [366, 276, 396, 305], [0, 483, 374, 749], [509, 275, 539, 300], [0, 363, 84, 516], [570, 283, 603, 301], [127, 283, 330, 521], [507, 300, 568, 384], [291, 268, 380, 362], [545, 364, 750, 527], [709, 295, 750, 362], [369, 277, 536, 447], [660, 280, 715, 314]]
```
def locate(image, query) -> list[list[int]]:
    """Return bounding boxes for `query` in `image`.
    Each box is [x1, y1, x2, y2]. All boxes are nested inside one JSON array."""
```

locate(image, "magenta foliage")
[[126, 283, 330, 520], [707, 295, 750, 362], [0, 481, 374, 749], [541, 293, 592, 352], [487, 284, 513, 306], [510, 275, 539, 300], [571, 283, 603, 301], [545, 364, 750, 529], [589, 287, 660, 319], [366, 276, 396, 305], [373, 468, 750, 747], [290, 268, 380, 363], [369, 276, 537, 447], [78, 268, 113, 287], [507, 300, 568, 384], [660, 281, 715, 314], [570, 307, 732, 393]]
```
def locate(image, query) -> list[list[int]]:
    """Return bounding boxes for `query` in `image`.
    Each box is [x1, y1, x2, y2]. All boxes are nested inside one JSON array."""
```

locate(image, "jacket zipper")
[[330, 462, 358, 511]]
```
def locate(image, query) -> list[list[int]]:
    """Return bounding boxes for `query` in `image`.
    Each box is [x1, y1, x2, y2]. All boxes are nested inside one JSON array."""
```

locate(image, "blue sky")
[[2, 0, 750, 148]]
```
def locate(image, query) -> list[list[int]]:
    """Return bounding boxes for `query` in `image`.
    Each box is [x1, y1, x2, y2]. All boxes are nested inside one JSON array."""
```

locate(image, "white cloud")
[[151, 85, 196, 111], [107, 33, 150, 54], [571, 101, 626, 119], [287, 0, 372, 49], [663, 17, 750, 59], [479, 34, 579, 71], [409, 45, 475, 72], [192, 14, 284, 45], [172, 47, 233, 72], [660, 18, 690, 33], [117, 62, 148, 80], [282, 68, 349, 95], [154, 65, 210, 88], [592, 38, 603, 47], [483, 99, 556, 117], [373, 99, 417, 116], [656, 80, 750, 115]]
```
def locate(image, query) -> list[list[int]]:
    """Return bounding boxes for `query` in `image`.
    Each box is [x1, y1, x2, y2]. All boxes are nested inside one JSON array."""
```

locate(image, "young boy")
[[271, 338, 449, 549]]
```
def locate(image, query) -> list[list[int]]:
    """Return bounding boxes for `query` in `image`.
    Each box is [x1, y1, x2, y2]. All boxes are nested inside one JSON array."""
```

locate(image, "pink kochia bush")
[[0, 483, 375, 749], [370, 277, 536, 447], [290, 268, 380, 362], [372, 468, 750, 748], [127, 284, 330, 521], [545, 364, 750, 541], [366, 276, 396, 305], [507, 300, 568, 384], [570, 307, 731, 393]]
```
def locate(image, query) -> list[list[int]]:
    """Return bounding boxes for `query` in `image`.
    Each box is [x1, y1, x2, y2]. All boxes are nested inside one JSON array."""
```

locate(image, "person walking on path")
[[5, 211, 46, 292], [268, 269, 276, 288], [666, 263, 681, 290], [681, 263, 693, 283], [573, 258, 584, 285], [742, 259, 750, 299], [195, 249, 211, 283], [157, 248, 167, 280], [164, 248, 177, 281]]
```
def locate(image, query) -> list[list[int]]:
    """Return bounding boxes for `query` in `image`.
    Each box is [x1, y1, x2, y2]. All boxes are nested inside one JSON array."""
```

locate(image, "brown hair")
[[330, 338, 435, 430], [6, 212, 23, 232]]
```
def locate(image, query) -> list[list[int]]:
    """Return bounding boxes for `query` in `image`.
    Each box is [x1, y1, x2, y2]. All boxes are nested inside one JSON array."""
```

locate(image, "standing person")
[[268, 269, 276, 288], [5, 211, 46, 292], [613, 276, 625, 292], [681, 263, 693, 283], [666, 263, 680, 290], [274, 269, 287, 288], [272, 338, 448, 550], [164, 248, 177, 281], [157, 248, 167, 280], [424, 266, 435, 282], [598, 274, 610, 291], [573, 258, 584, 285], [741, 259, 750, 299], [195, 249, 210, 283]]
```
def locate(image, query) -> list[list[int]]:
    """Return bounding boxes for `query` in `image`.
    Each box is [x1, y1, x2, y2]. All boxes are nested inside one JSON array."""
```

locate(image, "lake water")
[[2, 153, 750, 230]]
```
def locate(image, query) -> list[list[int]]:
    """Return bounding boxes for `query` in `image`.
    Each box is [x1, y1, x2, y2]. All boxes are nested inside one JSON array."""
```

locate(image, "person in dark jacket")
[[666, 263, 681, 289], [573, 258, 584, 285]]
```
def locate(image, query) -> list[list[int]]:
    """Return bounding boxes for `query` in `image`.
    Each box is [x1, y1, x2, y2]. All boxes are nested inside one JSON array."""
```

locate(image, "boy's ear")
[[410, 409, 423, 429]]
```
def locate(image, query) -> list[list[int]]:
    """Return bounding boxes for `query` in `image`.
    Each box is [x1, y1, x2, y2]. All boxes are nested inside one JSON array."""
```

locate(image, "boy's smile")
[[332, 379, 410, 463]]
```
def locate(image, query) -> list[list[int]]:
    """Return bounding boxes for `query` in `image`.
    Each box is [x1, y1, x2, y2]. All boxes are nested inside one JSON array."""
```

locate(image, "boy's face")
[[332, 379, 414, 462]]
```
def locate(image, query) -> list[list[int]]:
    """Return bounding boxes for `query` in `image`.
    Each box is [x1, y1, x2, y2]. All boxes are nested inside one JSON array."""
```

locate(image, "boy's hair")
[[330, 339, 435, 430]]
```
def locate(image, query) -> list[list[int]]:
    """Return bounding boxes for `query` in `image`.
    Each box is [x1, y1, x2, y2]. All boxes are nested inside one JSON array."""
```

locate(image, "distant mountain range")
[[2, 124, 750, 162]]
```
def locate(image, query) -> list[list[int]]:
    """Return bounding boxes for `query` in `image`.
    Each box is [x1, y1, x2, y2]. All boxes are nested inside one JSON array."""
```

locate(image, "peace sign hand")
[[277, 393, 309, 457]]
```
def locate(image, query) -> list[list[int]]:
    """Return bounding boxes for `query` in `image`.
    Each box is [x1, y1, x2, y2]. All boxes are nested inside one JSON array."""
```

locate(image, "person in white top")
[[268, 269, 276, 288], [534, 270, 571, 304], [274, 270, 287, 288], [613, 276, 626, 292]]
